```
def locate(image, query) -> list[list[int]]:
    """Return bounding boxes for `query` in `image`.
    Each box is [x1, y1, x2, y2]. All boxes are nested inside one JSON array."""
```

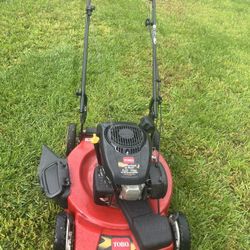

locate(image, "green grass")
[[0, 0, 249, 249]]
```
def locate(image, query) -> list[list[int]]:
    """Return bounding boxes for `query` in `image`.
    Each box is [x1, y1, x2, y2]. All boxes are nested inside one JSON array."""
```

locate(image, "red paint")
[[66, 136, 174, 250]]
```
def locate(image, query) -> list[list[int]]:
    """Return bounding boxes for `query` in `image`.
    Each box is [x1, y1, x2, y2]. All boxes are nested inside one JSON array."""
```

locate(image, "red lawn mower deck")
[[67, 136, 173, 250], [38, 1, 191, 250]]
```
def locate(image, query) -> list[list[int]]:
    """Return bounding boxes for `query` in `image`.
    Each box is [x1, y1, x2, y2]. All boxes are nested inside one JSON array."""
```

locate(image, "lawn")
[[0, 0, 249, 249]]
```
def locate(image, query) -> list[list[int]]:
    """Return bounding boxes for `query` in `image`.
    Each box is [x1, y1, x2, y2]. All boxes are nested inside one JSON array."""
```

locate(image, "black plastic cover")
[[118, 200, 173, 250], [149, 162, 167, 199], [93, 166, 114, 205], [139, 115, 155, 133], [38, 145, 70, 208], [133, 214, 173, 250]]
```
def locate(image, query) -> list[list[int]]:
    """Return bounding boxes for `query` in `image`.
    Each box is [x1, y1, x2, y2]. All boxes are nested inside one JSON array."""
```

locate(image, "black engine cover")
[[97, 122, 151, 185]]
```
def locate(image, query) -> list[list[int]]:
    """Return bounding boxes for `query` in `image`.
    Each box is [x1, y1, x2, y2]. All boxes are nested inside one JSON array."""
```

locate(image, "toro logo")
[[112, 238, 130, 250], [123, 157, 135, 164]]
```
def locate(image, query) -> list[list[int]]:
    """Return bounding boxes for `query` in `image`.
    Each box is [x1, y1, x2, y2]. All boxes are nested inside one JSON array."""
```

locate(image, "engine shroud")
[[97, 122, 151, 185]]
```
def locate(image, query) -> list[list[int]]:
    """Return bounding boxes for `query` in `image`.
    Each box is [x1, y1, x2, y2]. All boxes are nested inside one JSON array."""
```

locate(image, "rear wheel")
[[169, 212, 191, 250], [66, 123, 76, 156], [54, 212, 74, 250]]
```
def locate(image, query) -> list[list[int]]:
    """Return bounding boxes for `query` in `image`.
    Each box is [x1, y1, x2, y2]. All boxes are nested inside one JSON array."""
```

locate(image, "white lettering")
[[113, 241, 130, 247]]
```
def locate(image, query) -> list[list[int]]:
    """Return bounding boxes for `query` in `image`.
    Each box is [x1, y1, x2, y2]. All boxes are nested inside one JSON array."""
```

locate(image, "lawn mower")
[[38, 1, 191, 249]]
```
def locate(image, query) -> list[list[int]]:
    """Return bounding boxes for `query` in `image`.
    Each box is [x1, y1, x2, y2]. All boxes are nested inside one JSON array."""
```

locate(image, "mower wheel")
[[169, 212, 191, 250], [66, 123, 76, 156], [54, 212, 74, 250]]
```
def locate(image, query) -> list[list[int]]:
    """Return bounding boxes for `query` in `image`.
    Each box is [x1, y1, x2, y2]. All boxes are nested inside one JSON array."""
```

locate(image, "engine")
[[93, 122, 167, 204]]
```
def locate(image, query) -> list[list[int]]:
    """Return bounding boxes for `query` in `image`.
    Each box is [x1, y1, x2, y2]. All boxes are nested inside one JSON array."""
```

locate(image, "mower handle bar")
[[79, 0, 160, 131]]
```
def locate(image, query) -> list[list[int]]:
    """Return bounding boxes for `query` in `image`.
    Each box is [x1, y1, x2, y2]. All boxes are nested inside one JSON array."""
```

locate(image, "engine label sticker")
[[118, 161, 140, 176], [123, 157, 135, 164], [98, 235, 136, 250]]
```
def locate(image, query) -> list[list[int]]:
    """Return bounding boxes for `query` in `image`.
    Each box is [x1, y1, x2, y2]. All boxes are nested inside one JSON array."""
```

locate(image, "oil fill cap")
[[91, 134, 100, 144]]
